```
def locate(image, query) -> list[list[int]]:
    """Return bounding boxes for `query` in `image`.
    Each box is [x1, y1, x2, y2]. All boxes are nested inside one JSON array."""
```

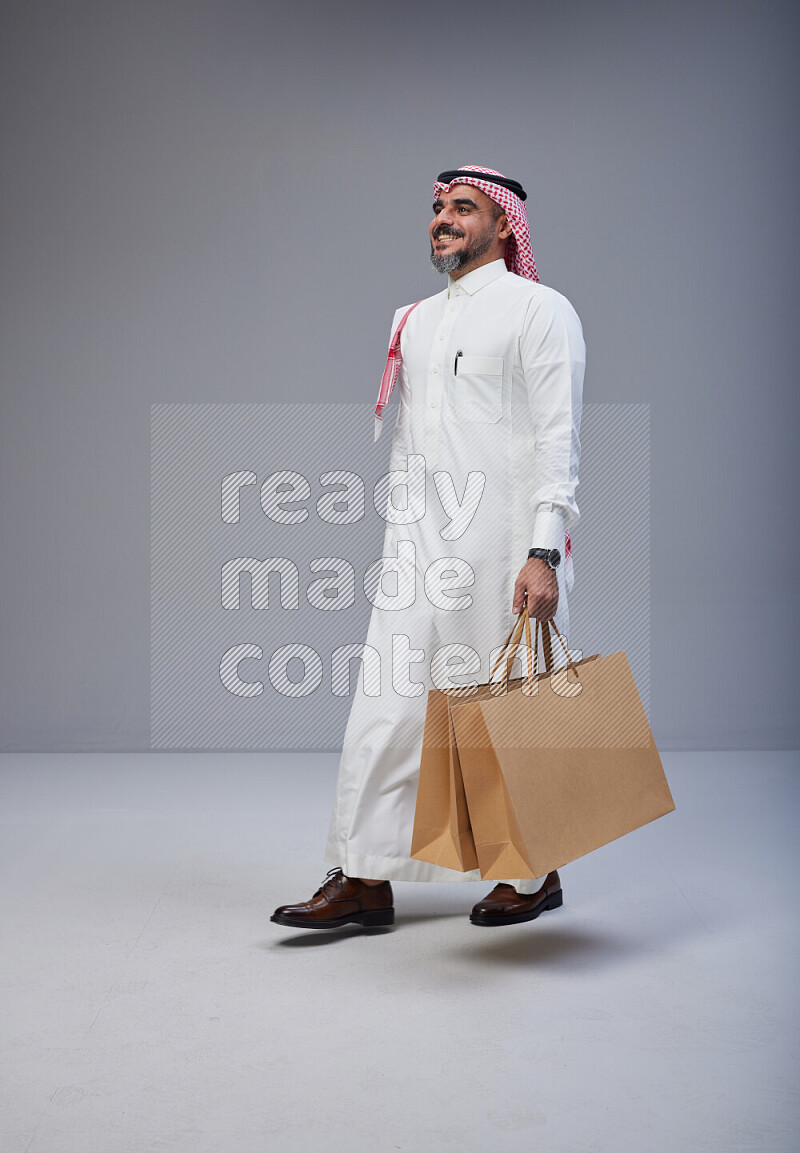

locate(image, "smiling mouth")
[[434, 232, 463, 243]]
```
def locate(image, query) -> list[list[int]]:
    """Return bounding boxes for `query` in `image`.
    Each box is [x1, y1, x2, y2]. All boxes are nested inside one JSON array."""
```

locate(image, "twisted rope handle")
[[540, 617, 581, 679], [491, 610, 581, 691], [490, 609, 528, 684]]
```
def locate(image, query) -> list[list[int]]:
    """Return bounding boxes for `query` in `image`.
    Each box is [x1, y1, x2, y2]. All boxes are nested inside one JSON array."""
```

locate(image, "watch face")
[[549, 549, 561, 567]]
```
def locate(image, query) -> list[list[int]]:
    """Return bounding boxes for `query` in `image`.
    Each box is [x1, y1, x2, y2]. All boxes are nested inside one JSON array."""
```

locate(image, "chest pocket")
[[448, 355, 504, 423]]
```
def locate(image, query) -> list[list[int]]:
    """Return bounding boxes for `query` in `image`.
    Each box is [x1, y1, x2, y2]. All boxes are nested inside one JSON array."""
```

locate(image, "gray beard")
[[429, 224, 496, 275], [430, 247, 467, 274]]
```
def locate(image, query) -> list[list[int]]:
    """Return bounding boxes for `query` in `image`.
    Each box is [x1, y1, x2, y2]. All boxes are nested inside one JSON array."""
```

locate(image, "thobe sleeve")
[[518, 291, 585, 553]]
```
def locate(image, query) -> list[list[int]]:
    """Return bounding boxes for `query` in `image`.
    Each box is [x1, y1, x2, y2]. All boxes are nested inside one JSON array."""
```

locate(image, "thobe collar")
[[447, 258, 508, 298]]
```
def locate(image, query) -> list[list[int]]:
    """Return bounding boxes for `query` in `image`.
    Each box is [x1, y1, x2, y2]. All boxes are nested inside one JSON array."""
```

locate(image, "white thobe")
[[325, 259, 585, 889]]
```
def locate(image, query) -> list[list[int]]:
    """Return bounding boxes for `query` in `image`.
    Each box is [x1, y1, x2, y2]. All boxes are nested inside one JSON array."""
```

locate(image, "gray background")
[[149, 403, 651, 748], [1, 0, 797, 751]]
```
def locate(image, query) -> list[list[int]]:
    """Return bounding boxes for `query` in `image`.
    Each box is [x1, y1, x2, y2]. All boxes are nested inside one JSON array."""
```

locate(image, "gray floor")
[[0, 751, 797, 1153]]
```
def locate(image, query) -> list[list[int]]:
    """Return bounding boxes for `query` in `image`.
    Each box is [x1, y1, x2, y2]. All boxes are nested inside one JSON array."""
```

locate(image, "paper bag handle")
[[489, 611, 540, 694], [540, 617, 580, 679], [490, 610, 580, 691], [490, 611, 524, 677], [490, 609, 531, 684]]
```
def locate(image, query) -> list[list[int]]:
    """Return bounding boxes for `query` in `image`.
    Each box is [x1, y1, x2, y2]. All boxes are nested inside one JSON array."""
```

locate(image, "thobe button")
[[432, 366, 439, 373], [428, 400, 436, 409]]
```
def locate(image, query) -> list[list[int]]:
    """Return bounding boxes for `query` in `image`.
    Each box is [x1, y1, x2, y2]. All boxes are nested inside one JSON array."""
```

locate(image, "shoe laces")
[[313, 866, 344, 897]]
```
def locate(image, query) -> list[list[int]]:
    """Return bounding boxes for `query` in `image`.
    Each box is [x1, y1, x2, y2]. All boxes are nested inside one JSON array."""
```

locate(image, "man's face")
[[429, 184, 509, 277]]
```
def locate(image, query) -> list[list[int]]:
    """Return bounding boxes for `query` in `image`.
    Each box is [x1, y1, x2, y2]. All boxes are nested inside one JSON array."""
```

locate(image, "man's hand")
[[513, 558, 559, 619]]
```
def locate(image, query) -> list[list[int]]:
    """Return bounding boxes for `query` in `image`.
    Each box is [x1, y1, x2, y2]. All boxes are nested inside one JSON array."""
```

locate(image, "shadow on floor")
[[262, 907, 713, 966]]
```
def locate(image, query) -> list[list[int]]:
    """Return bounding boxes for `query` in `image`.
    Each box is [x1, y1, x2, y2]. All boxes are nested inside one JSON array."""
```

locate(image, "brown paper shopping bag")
[[409, 678, 479, 872], [410, 611, 585, 874], [449, 612, 676, 880]]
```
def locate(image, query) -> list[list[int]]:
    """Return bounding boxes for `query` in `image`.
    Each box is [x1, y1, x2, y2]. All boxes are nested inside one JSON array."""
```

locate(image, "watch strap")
[[527, 547, 561, 569]]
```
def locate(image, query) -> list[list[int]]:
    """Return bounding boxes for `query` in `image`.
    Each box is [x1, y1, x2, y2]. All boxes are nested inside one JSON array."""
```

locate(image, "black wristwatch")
[[527, 547, 561, 570]]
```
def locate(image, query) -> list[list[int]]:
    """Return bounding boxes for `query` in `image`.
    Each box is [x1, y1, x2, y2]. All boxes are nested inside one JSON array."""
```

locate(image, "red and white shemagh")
[[432, 164, 539, 282], [373, 299, 421, 444], [373, 166, 572, 588]]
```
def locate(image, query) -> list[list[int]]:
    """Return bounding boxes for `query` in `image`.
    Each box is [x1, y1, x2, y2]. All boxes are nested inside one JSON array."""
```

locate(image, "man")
[[271, 165, 585, 931]]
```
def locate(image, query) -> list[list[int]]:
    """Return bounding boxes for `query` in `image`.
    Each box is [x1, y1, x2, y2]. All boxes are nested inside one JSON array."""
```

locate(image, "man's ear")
[[496, 214, 512, 240]]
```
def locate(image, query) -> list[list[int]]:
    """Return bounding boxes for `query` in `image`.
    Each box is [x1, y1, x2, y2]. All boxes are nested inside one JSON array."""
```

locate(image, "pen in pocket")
[[454, 350, 463, 375]]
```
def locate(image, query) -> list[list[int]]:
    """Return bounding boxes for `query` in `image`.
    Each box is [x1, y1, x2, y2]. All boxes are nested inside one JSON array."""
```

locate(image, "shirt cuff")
[[530, 506, 565, 553]]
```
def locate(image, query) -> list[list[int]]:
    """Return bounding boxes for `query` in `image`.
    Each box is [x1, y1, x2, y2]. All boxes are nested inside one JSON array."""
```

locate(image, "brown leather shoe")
[[270, 867, 395, 929], [469, 870, 563, 926]]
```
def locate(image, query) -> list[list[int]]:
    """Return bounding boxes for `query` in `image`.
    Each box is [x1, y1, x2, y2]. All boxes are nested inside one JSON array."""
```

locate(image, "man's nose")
[[434, 213, 458, 235]]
